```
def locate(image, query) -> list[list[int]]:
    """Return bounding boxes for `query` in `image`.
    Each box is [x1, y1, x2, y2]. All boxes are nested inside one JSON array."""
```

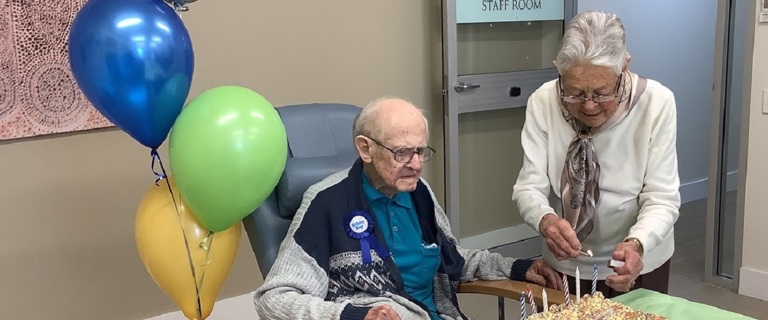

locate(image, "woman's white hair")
[[555, 11, 628, 75]]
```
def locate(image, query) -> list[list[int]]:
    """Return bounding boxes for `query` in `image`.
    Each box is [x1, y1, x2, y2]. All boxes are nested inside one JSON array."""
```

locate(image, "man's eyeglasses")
[[365, 136, 436, 163], [559, 73, 623, 104]]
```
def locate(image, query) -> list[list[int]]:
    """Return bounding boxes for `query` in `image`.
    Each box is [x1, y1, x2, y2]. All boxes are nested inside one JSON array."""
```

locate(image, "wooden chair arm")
[[457, 279, 576, 306]]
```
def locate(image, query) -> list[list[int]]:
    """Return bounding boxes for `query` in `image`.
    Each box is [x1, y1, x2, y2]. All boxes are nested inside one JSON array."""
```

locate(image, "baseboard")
[[679, 172, 738, 204], [460, 224, 539, 250], [489, 236, 543, 259], [146, 292, 258, 320], [738, 267, 768, 302], [680, 178, 708, 203]]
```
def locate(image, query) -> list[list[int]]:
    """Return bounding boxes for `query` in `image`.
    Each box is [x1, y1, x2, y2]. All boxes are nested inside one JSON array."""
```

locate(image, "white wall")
[[738, 0, 768, 302], [578, 0, 719, 202]]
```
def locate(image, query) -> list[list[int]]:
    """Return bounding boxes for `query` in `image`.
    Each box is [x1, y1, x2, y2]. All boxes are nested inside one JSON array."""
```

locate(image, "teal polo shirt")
[[362, 172, 441, 320]]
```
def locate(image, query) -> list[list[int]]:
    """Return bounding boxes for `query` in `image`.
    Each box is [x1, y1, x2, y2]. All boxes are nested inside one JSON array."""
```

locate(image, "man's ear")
[[355, 135, 374, 163]]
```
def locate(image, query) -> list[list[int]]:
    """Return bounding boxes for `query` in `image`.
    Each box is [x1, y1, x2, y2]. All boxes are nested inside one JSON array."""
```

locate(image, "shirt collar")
[[361, 171, 413, 209]]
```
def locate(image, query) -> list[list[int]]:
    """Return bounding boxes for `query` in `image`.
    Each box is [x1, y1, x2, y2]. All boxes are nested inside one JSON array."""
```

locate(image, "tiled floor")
[[458, 197, 768, 319]]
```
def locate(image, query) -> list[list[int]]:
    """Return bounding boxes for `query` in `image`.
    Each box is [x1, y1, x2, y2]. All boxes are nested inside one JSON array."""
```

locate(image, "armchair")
[[242, 103, 572, 319]]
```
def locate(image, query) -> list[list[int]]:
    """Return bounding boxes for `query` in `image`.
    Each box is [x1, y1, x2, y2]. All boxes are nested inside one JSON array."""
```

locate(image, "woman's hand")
[[525, 258, 563, 291], [605, 242, 643, 292], [365, 305, 402, 320], [538, 214, 581, 260]]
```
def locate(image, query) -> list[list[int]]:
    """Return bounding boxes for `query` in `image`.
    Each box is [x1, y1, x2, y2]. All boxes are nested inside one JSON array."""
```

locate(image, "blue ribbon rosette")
[[344, 210, 390, 264]]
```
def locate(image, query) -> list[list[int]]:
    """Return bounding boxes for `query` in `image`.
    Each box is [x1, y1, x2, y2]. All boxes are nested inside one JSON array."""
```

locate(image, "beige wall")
[[739, 1, 768, 299], [183, 0, 445, 202], [0, 1, 443, 319]]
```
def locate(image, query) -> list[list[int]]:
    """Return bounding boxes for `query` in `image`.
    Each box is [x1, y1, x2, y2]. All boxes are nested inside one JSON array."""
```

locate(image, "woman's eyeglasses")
[[559, 73, 623, 104]]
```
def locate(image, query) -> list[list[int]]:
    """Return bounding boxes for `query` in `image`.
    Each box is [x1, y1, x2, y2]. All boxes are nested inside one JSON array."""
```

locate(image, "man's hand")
[[364, 305, 402, 320], [538, 214, 581, 260], [605, 242, 643, 292], [525, 258, 563, 291]]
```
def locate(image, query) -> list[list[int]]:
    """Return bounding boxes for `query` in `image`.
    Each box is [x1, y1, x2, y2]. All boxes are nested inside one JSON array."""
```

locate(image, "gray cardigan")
[[254, 159, 532, 319]]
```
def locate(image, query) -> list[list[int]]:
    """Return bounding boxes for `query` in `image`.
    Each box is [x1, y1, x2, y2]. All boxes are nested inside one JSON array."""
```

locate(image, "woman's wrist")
[[538, 213, 558, 235], [623, 237, 644, 257]]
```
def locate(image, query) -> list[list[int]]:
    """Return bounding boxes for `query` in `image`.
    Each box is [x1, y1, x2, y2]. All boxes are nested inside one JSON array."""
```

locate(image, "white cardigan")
[[512, 73, 681, 279]]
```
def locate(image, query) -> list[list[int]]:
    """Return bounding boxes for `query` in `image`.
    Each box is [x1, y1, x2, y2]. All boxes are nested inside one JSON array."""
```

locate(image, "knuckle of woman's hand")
[[547, 240, 558, 249]]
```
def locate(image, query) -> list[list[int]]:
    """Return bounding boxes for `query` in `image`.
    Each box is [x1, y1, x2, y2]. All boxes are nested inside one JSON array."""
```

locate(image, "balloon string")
[[196, 231, 215, 307], [150, 150, 167, 187], [150, 149, 180, 214], [197, 231, 214, 266], [150, 149, 203, 319]]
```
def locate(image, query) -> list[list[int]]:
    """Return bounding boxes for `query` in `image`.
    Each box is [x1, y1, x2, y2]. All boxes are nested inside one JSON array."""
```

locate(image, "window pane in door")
[[457, 20, 563, 75]]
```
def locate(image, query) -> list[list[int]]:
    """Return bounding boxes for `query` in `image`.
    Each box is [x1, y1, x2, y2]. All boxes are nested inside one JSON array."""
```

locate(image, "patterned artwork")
[[0, 0, 112, 141]]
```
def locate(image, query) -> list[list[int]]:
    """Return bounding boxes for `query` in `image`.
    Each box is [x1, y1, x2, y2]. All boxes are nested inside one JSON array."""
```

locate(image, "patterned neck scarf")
[[558, 72, 646, 241]]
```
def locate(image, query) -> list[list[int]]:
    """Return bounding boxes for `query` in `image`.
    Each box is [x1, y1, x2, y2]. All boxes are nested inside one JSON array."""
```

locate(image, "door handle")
[[454, 81, 481, 93]]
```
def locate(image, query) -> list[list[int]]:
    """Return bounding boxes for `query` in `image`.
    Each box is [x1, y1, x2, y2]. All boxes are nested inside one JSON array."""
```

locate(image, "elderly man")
[[254, 97, 560, 320]]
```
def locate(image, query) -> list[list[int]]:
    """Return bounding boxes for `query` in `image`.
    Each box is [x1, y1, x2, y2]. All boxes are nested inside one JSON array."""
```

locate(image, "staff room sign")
[[457, 0, 564, 23]]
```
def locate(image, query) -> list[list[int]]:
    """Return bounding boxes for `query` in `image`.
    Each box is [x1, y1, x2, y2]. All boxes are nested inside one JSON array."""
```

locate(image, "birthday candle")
[[576, 267, 581, 303], [542, 289, 549, 313], [562, 272, 571, 306], [592, 263, 598, 295], [520, 291, 527, 320], [527, 285, 537, 314]]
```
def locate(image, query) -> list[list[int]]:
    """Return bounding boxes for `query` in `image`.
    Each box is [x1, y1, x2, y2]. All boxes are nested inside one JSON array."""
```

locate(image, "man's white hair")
[[352, 97, 429, 142]]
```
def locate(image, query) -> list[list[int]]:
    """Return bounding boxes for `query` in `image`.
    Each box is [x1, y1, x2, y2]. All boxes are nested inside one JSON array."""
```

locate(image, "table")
[[612, 289, 756, 320], [458, 280, 576, 306]]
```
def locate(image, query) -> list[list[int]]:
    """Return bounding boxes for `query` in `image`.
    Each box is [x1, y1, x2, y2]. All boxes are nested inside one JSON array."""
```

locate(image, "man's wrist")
[[623, 237, 644, 257], [510, 259, 534, 281], [341, 304, 371, 320]]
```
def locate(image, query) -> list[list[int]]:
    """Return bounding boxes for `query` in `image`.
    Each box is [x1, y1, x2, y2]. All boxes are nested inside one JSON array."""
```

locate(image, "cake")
[[527, 292, 666, 320]]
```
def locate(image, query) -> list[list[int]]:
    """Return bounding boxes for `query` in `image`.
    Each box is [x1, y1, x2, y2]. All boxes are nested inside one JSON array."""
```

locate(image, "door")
[[442, 0, 575, 256], [706, 0, 747, 290]]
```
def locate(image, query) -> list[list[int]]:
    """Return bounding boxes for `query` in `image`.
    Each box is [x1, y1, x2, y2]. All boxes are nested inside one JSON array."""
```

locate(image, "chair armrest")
[[457, 280, 576, 306]]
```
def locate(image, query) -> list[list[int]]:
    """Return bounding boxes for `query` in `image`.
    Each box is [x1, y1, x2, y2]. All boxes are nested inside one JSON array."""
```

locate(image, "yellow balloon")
[[135, 177, 241, 320]]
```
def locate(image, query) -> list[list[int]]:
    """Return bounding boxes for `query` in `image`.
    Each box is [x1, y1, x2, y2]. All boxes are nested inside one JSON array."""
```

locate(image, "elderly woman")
[[512, 11, 680, 298]]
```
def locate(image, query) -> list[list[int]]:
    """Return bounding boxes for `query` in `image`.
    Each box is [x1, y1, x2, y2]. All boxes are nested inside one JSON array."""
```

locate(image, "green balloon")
[[169, 86, 287, 232]]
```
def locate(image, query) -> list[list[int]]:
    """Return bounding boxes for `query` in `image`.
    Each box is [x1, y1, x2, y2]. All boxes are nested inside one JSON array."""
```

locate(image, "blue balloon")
[[68, 0, 194, 149]]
